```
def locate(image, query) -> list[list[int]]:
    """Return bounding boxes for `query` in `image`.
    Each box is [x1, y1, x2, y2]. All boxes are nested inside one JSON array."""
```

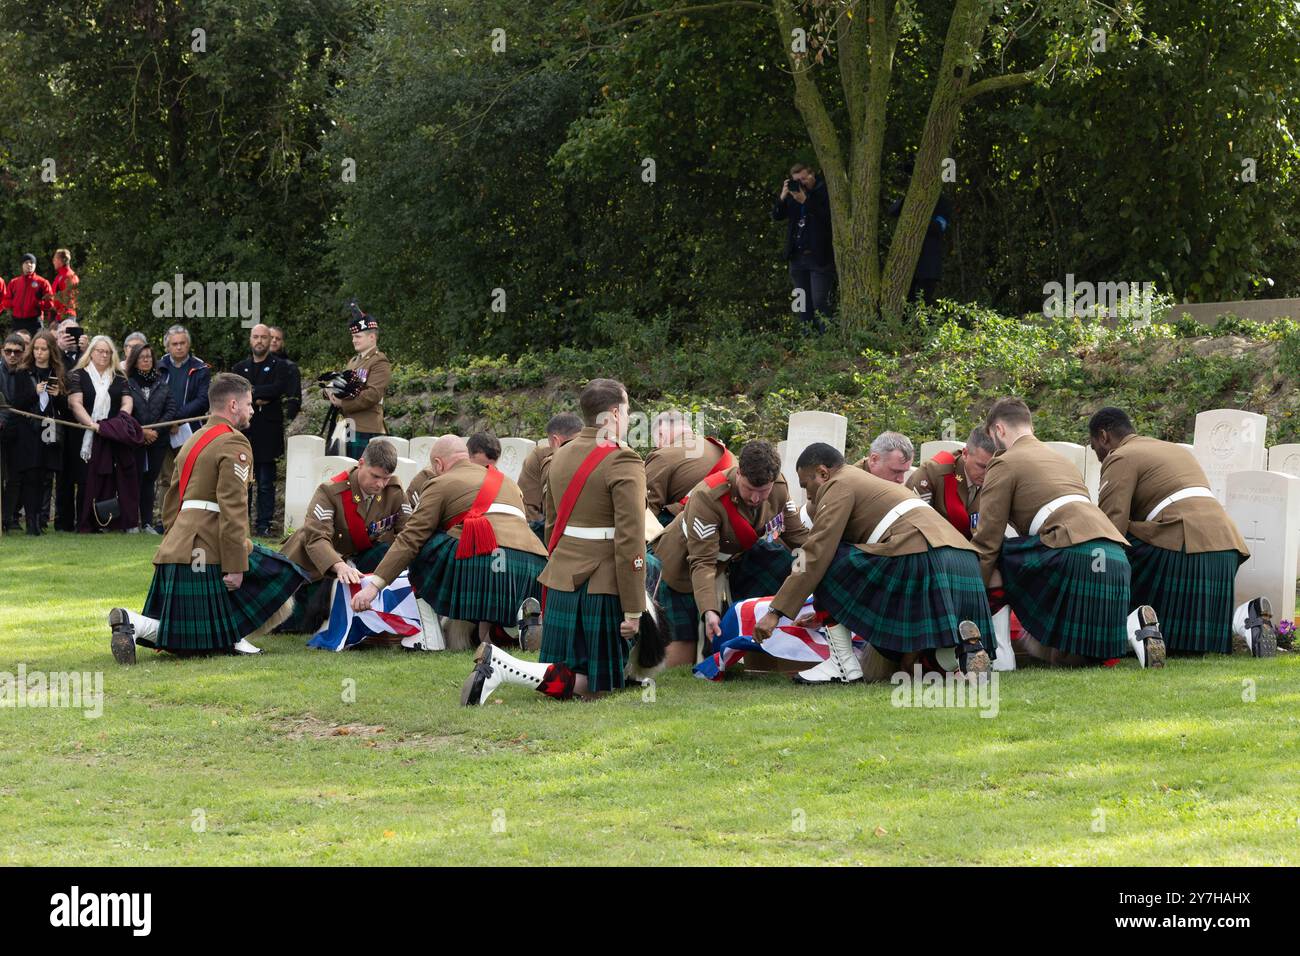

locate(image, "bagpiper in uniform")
[[973, 397, 1165, 668], [331, 306, 391, 459], [108, 374, 310, 662], [752, 443, 994, 683], [352, 435, 547, 649], [650, 441, 808, 667], [462, 379, 647, 704], [518, 413, 583, 541], [1088, 406, 1274, 656], [277, 439, 409, 634], [645, 409, 733, 525]]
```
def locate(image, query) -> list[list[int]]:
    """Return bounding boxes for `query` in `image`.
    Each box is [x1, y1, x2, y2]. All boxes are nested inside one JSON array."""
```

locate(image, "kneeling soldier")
[[645, 409, 735, 525], [752, 443, 994, 682], [906, 427, 995, 539], [277, 439, 409, 633], [109, 374, 310, 662], [650, 440, 808, 667], [1089, 406, 1272, 656], [975, 397, 1165, 668]]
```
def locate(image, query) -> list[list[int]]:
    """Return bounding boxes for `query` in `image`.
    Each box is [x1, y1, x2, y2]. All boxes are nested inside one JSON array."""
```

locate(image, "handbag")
[[93, 497, 120, 528]]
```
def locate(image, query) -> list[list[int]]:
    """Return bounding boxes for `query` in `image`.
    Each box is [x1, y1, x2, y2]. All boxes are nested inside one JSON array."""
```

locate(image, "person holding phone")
[[771, 163, 835, 334], [15, 331, 67, 535]]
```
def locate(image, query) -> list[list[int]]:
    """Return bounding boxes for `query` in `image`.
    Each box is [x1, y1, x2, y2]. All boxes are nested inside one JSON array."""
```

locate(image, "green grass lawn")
[[2, 532, 1298, 866]]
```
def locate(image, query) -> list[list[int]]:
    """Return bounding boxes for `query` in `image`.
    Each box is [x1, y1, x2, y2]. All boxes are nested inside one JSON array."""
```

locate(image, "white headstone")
[[919, 440, 965, 464], [369, 435, 409, 458], [1267, 444, 1300, 478], [314, 455, 358, 488], [1043, 441, 1086, 479], [409, 436, 437, 466], [393, 456, 421, 489], [284, 435, 326, 533], [782, 412, 848, 506], [1177, 443, 1194, 452], [1193, 409, 1267, 504], [1083, 447, 1102, 504], [1225, 470, 1300, 621], [497, 437, 537, 483]]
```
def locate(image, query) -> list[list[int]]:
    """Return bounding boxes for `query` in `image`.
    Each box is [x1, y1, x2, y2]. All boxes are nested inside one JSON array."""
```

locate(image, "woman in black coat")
[[15, 331, 68, 535], [124, 343, 177, 533]]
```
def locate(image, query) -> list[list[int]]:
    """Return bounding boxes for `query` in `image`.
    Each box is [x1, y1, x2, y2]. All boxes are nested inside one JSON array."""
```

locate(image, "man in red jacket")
[[4, 254, 53, 336], [49, 249, 79, 325]]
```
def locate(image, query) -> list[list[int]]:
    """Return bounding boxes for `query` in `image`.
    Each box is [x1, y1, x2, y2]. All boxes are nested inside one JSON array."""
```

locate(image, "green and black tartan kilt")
[[728, 538, 796, 601], [1127, 537, 1244, 654], [815, 544, 996, 657], [408, 532, 545, 625], [280, 541, 391, 633], [143, 545, 310, 651], [1001, 535, 1130, 659], [540, 583, 628, 692], [655, 579, 700, 644]]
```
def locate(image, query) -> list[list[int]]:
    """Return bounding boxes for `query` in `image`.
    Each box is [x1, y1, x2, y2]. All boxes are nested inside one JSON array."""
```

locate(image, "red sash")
[[702, 471, 759, 551], [542, 443, 619, 611], [332, 470, 374, 552], [677, 438, 736, 506], [932, 451, 971, 539], [178, 423, 233, 501], [444, 465, 506, 559]]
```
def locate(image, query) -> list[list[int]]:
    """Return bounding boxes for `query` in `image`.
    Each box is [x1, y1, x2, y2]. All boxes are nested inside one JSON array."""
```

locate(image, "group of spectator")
[[0, 272, 303, 536]]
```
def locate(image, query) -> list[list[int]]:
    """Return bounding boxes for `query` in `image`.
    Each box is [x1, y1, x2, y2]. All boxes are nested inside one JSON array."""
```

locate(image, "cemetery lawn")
[[3, 533, 1298, 867]]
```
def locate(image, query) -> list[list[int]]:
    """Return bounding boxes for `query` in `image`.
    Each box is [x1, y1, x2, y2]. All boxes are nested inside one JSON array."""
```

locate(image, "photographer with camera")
[[328, 304, 391, 459], [771, 163, 835, 335]]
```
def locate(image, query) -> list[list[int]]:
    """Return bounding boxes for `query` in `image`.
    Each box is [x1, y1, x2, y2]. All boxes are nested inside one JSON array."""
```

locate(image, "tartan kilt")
[[815, 544, 996, 657], [280, 542, 390, 633], [226, 545, 312, 637], [727, 538, 796, 601], [1001, 536, 1130, 658], [408, 532, 544, 625], [655, 579, 700, 644], [1127, 537, 1244, 654], [540, 583, 627, 693]]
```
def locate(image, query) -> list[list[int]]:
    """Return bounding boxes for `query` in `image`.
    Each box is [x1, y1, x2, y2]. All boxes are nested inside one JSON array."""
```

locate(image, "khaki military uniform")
[[654, 468, 809, 615], [517, 442, 555, 523], [769, 466, 974, 620], [540, 426, 647, 615], [645, 437, 729, 517], [972, 434, 1126, 584], [371, 459, 546, 588], [1099, 433, 1247, 554], [155, 415, 254, 572], [339, 346, 391, 435], [907, 452, 981, 539], [279, 467, 409, 582]]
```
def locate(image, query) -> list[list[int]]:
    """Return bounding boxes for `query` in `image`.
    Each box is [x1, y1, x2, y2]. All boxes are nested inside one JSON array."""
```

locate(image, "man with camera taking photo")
[[772, 163, 835, 335]]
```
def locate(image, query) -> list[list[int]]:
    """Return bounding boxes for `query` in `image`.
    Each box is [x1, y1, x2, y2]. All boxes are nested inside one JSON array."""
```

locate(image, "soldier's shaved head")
[[428, 434, 468, 475]]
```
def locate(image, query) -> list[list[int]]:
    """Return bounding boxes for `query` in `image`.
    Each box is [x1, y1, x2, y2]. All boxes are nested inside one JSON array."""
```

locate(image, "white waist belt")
[[867, 497, 928, 544], [1145, 486, 1214, 522], [1028, 494, 1090, 536], [563, 525, 617, 540], [485, 503, 526, 520], [181, 499, 220, 513]]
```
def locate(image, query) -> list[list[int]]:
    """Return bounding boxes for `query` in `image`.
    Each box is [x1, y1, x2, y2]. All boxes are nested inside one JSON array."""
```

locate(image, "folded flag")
[[308, 572, 422, 652], [692, 595, 865, 681]]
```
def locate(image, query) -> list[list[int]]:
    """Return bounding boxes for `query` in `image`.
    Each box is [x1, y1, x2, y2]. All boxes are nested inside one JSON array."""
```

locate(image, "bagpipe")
[[319, 298, 373, 446]]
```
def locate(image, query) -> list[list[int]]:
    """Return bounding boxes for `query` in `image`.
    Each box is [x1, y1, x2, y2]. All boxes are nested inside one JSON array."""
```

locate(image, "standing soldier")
[[1088, 406, 1273, 657], [4, 254, 53, 337], [107, 373, 311, 662], [461, 378, 646, 704], [49, 249, 79, 328], [277, 439, 408, 634], [518, 412, 582, 539], [233, 323, 293, 536], [973, 397, 1164, 668], [650, 440, 808, 667], [906, 428, 996, 539], [330, 304, 390, 459], [645, 409, 734, 525]]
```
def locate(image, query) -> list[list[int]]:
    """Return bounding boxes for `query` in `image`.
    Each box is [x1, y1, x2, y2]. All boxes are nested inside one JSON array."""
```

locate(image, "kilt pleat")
[[226, 545, 312, 637], [655, 579, 700, 644], [815, 544, 995, 656], [1128, 537, 1243, 654], [142, 565, 244, 652], [727, 538, 796, 602], [540, 584, 627, 692], [1000, 536, 1130, 658], [408, 532, 544, 625]]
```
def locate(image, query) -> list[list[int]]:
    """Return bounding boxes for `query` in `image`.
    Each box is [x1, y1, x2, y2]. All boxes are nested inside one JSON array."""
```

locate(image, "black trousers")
[[248, 457, 279, 532], [136, 442, 169, 529], [56, 441, 86, 531], [18, 468, 54, 534], [0, 443, 20, 529], [788, 254, 835, 330]]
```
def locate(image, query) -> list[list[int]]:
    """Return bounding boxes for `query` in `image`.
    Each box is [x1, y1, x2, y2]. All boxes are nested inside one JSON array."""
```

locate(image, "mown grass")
[[2, 533, 1298, 866]]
